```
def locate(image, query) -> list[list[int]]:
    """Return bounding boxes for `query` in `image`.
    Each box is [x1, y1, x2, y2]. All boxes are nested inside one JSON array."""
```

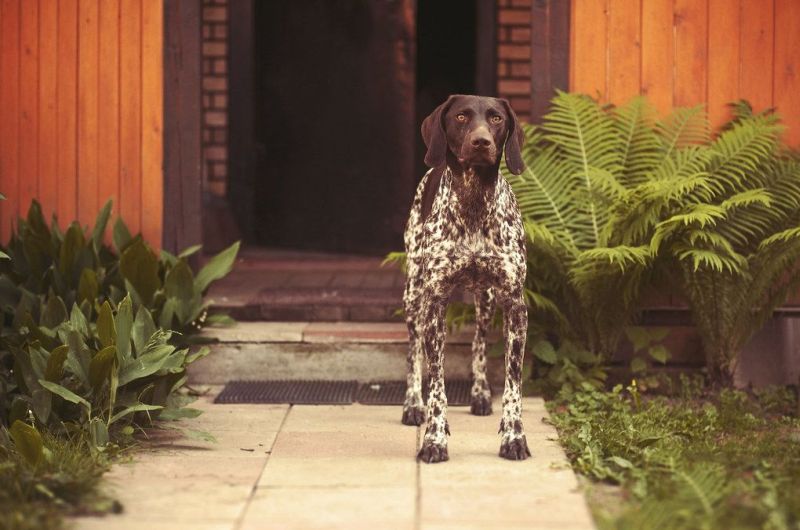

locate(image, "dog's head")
[[421, 95, 525, 175]]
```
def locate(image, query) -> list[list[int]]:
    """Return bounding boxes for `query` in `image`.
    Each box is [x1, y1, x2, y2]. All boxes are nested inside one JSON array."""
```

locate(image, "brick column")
[[496, 0, 533, 121], [201, 0, 228, 198]]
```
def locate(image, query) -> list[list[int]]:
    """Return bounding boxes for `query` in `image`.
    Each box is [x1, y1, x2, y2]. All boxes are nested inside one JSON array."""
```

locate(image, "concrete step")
[[188, 322, 505, 385]]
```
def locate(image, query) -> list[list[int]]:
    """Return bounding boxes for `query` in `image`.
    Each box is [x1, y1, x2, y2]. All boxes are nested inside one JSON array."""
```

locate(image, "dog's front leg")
[[418, 295, 450, 463], [498, 297, 531, 460], [470, 289, 495, 416]]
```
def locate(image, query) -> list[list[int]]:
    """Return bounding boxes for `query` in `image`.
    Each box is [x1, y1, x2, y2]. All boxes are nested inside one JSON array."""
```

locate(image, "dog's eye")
[[456, 113, 467, 122], [490, 115, 503, 124]]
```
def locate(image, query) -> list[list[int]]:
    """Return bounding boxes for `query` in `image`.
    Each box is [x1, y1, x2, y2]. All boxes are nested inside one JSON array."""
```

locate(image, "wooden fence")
[[0, 0, 163, 246], [570, 0, 800, 145]]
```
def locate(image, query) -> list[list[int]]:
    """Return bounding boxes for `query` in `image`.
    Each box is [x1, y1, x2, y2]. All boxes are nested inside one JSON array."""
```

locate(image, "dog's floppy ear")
[[499, 98, 525, 175], [421, 96, 455, 169]]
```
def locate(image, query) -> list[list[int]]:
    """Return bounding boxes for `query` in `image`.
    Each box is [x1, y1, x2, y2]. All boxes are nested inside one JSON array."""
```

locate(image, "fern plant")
[[507, 92, 711, 361], [651, 103, 800, 385]]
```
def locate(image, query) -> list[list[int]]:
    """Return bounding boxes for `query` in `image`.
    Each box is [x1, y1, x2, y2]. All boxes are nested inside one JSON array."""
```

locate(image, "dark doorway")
[[415, 0, 494, 179], [248, 1, 415, 256]]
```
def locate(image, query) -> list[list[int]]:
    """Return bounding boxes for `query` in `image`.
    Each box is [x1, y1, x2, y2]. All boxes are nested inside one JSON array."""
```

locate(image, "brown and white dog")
[[402, 95, 531, 463]]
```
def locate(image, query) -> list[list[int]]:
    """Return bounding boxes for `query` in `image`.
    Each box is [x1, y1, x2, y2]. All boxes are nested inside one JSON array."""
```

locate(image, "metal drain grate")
[[214, 380, 359, 404], [357, 379, 480, 406]]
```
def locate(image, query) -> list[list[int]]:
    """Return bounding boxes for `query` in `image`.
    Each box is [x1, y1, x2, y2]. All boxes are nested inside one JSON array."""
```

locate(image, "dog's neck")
[[446, 152, 499, 230]]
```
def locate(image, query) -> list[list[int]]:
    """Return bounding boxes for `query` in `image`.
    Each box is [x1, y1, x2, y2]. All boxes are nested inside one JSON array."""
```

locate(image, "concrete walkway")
[[71, 388, 595, 530]]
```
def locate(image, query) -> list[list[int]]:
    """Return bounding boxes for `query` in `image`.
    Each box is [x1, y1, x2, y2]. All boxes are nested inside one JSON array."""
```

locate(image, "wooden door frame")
[[530, 0, 571, 122], [162, 0, 203, 253]]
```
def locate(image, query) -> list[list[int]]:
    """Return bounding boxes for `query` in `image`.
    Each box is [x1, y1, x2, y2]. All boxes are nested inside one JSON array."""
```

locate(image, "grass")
[[0, 428, 121, 530], [548, 378, 800, 530]]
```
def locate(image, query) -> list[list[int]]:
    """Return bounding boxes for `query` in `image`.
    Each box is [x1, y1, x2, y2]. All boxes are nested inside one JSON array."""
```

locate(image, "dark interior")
[[245, 1, 482, 255]]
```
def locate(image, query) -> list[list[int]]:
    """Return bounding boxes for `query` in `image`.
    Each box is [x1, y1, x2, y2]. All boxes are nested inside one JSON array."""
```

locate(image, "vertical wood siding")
[[570, 0, 800, 145], [0, 0, 163, 246]]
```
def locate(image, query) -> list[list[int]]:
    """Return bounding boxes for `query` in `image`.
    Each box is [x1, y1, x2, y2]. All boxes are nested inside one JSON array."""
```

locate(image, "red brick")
[[212, 59, 227, 75], [208, 180, 226, 197], [510, 0, 531, 7], [203, 129, 212, 143], [213, 23, 227, 39], [510, 61, 531, 77], [498, 44, 531, 61], [202, 24, 211, 39], [499, 79, 531, 96], [205, 145, 227, 161], [497, 61, 509, 77], [498, 8, 531, 25], [203, 77, 227, 91], [203, 6, 226, 22], [205, 111, 227, 126], [509, 96, 532, 113], [203, 41, 226, 57], [213, 129, 227, 143], [211, 162, 227, 178], [213, 93, 228, 109], [510, 27, 531, 43]]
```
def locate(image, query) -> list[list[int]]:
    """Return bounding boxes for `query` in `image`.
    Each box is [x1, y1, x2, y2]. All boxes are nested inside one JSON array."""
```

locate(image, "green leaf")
[[205, 313, 235, 327], [532, 340, 558, 364], [194, 241, 240, 294], [96, 301, 116, 348], [158, 407, 202, 420], [164, 259, 197, 322], [0, 249, 9, 259], [90, 419, 109, 448], [112, 217, 132, 253], [30, 388, 52, 424], [118, 343, 178, 385], [69, 303, 89, 337], [89, 345, 116, 391], [648, 344, 670, 364], [77, 268, 99, 305], [185, 346, 210, 365], [38, 379, 91, 411], [115, 296, 133, 362], [132, 306, 156, 355], [630, 357, 648, 373], [625, 327, 651, 353], [65, 330, 90, 385], [44, 345, 69, 382], [119, 239, 161, 305], [10, 421, 44, 467], [91, 199, 113, 252], [109, 403, 163, 425], [40, 295, 68, 329], [178, 244, 203, 258], [59, 223, 86, 282]]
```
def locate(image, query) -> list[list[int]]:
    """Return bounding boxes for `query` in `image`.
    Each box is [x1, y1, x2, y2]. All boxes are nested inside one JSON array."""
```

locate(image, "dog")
[[402, 94, 531, 463]]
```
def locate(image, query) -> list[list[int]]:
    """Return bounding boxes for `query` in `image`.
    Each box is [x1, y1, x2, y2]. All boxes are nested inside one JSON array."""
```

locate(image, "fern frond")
[[612, 97, 661, 187]]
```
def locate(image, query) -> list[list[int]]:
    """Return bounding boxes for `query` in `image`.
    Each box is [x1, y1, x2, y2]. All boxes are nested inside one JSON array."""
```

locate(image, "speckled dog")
[[402, 94, 531, 463]]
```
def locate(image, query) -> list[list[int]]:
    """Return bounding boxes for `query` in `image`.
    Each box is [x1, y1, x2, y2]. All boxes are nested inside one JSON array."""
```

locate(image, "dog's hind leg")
[[470, 289, 494, 416], [401, 297, 425, 426]]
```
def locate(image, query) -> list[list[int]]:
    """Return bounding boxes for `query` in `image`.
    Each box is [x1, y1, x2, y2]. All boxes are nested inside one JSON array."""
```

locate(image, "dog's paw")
[[499, 435, 531, 461], [401, 405, 425, 426], [470, 395, 492, 416], [418, 440, 449, 463]]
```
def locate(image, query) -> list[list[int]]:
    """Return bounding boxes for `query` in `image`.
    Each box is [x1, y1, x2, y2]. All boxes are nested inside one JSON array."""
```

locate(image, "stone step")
[[188, 322, 505, 385]]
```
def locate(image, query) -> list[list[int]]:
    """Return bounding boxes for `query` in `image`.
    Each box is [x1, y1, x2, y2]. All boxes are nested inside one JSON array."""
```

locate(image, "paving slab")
[[70, 392, 594, 530]]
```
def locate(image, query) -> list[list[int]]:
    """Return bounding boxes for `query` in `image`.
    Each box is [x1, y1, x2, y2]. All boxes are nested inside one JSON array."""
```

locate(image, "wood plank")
[[739, 0, 774, 113], [77, 0, 98, 227], [640, 0, 673, 115], [56, 0, 78, 228], [673, 0, 708, 107], [119, 0, 141, 236], [141, 0, 163, 248], [97, 0, 119, 238], [707, 0, 740, 130], [0, 0, 20, 240], [570, 0, 608, 100], [38, 0, 59, 222], [606, 0, 641, 104], [19, 0, 39, 222], [774, 0, 800, 146]]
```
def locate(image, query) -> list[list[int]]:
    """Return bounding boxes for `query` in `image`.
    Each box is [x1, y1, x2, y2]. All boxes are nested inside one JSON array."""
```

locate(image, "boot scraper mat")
[[215, 379, 481, 406]]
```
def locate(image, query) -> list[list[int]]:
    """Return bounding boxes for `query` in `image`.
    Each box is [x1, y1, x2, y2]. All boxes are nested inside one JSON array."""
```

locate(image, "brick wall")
[[201, 0, 228, 198], [496, 0, 533, 121]]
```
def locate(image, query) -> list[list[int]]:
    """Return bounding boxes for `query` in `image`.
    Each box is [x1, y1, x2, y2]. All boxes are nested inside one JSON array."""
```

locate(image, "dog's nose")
[[470, 134, 492, 149]]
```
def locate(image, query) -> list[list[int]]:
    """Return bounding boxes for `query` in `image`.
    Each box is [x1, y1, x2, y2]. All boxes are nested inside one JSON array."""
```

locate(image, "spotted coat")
[[402, 165, 531, 463]]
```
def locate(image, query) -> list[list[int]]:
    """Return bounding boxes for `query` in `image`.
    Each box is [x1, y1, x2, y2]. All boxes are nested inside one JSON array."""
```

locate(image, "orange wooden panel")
[[19, 0, 39, 221], [640, 0, 673, 115], [77, 0, 98, 228], [97, 0, 119, 237], [141, 0, 163, 249], [38, 0, 59, 222], [570, 0, 608, 100], [707, 0, 740, 129], [673, 0, 708, 107], [774, 0, 800, 146], [56, 0, 78, 227], [119, 0, 142, 236], [0, 0, 20, 240], [739, 0, 774, 113], [606, 0, 642, 104]]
